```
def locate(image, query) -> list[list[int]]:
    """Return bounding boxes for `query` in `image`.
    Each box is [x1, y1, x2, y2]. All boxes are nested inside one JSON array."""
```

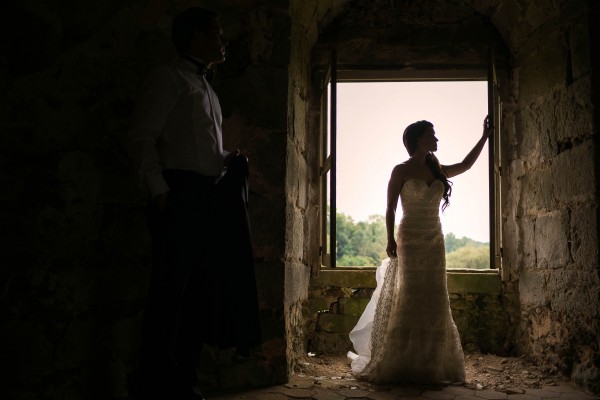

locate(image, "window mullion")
[[487, 48, 502, 273], [330, 50, 337, 268], [320, 70, 330, 267]]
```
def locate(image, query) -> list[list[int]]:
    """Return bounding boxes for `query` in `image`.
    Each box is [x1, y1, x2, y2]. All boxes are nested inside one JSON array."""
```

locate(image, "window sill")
[[314, 268, 501, 294]]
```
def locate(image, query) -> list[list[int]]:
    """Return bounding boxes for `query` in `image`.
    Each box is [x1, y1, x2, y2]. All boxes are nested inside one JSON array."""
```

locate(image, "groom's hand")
[[153, 191, 169, 211], [224, 148, 242, 170]]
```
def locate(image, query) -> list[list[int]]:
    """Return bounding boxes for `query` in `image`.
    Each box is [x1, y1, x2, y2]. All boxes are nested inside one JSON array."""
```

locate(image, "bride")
[[347, 116, 493, 384]]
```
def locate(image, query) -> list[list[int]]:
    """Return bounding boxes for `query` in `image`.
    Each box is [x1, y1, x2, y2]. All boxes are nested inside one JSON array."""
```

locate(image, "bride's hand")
[[386, 240, 397, 258], [482, 115, 493, 139]]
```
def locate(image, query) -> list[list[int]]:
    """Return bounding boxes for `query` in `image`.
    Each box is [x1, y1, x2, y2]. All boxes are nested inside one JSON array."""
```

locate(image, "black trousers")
[[139, 156, 261, 397]]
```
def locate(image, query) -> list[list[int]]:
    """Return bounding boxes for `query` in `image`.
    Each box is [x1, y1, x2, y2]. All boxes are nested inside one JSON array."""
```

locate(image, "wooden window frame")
[[318, 52, 503, 273]]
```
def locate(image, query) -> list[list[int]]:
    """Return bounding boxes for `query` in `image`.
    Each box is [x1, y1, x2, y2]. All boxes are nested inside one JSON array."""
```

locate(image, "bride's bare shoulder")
[[391, 162, 411, 178]]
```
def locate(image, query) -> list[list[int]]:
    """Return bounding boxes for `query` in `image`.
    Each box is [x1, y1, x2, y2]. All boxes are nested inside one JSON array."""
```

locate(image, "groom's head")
[[171, 7, 228, 66]]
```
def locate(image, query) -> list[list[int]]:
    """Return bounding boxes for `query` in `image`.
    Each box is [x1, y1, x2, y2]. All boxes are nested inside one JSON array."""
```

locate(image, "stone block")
[[293, 89, 308, 144], [519, 29, 568, 104], [285, 142, 300, 202], [219, 66, 288, 130], [447, 272, 502, 294], [514, 107, 538, 159], [312, 269, 376, 288], [519, 216, 537, 268], [522, 0, 561, 34], [519, 168, 553, 213], [316, 313, 359, 333], [285, 206, 304, 262], [297, 157, 308, 210], [570, 206, 599, 268], [546, 269, 600, 315], [517, 100, 560, 159], [519, 269, 548, 307], [535, 211, 570, 269], [490, 0, 520, 49], [308, 298, 331, 314], [338, 297, 370, 317], [572, 346, 600, 395], [552, 139, 595, 203], [503, 214, 519, 276], [285, 261, 310, 304], [535, 100, 559, 158], [552, 77, 593, 143], [450, 292, 511, 355], [569, 17, 592, 80], [308, 331, 352, 354]]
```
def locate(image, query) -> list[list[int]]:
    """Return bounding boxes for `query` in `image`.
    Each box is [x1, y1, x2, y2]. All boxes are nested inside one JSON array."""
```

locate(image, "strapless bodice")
[[400, 179, 443, 218]]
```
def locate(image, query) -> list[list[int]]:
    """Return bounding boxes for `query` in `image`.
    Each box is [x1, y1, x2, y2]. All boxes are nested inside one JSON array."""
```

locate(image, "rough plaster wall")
[[1, 1, 290, 398], [497, 0, 600, 393]]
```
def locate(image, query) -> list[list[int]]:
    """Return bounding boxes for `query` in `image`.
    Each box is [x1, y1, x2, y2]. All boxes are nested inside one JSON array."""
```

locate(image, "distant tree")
[[336, 212, 387, 267], [444, 232, 486, 253], [446, 244, 489, 269], [335, 212, 354, 259], [334, 210, 489, 268], [337, 255, 375, 267]]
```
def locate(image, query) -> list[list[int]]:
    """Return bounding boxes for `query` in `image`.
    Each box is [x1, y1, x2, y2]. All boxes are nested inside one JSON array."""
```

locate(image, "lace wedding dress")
[[347, 179, 465, 384]]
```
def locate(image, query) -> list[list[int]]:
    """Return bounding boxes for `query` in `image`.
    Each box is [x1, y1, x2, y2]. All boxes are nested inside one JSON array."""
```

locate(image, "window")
[[319, 51, 502, 271]]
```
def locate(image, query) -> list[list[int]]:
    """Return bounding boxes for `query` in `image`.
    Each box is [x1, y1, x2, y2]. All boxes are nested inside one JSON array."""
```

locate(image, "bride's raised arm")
[[442, 116, 493, 178]]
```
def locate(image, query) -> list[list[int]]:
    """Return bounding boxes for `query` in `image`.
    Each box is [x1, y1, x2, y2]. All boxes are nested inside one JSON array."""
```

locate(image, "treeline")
[[336, 213, 388, 267], [335, 211, 489, 269], [444, 232, 489, 269]]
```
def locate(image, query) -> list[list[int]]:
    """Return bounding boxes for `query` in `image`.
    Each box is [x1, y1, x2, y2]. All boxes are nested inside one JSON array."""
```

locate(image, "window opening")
[[319, 58, 502, 270], [336, 81, 489, 268]]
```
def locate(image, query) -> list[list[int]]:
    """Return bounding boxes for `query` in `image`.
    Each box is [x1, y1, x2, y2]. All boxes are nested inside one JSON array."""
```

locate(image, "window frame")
[[318, 55, 503, 272]]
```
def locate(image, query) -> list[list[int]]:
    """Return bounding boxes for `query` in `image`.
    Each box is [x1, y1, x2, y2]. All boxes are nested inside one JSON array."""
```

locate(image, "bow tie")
[[181, 54, 214, 81]]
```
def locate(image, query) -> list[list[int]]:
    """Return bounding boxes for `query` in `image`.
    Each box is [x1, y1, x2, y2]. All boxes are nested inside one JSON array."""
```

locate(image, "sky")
[[335, 81, 490, 242]]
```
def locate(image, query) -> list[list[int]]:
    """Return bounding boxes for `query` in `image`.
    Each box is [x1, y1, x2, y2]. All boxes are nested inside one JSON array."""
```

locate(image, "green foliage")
[[337, 255, 375, 267], [446, 244, 490, 269], [334, 210, 490, 269], [444, 232, 487, 253], [336, 212, 387, 267], [444, 232, 489, 269]]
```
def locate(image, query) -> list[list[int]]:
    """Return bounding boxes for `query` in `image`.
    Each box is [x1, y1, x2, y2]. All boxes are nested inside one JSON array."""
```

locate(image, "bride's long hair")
[[402, 120, 452, 211]]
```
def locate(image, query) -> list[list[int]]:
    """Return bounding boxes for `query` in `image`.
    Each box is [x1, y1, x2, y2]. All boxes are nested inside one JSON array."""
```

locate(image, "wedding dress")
[[347, 179, 465, 384]]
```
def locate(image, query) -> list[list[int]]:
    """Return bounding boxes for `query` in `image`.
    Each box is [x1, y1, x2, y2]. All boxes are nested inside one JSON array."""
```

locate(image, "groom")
[[128, 7, 261, 399]]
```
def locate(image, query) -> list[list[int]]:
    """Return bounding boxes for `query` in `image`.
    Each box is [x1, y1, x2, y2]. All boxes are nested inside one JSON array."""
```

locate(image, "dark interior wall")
[[3, 0, 599, 397], [1, 1, 290, 398]]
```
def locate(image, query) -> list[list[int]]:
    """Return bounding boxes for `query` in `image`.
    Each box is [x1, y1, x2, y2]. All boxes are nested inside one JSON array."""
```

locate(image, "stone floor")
[[206, 376, 600, 400]]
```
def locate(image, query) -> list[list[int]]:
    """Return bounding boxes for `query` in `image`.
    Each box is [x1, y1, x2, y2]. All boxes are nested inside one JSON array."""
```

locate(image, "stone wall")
[[298, 0, 600, 394], [306, 270, 512, 356], [286, 0, 347, 373], [1, 1, 290, 398], [500, 0, 600, 392]]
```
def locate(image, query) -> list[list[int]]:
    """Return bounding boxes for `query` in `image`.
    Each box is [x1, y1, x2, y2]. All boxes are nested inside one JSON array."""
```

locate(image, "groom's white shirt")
[[129, 57, 226, 197]]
